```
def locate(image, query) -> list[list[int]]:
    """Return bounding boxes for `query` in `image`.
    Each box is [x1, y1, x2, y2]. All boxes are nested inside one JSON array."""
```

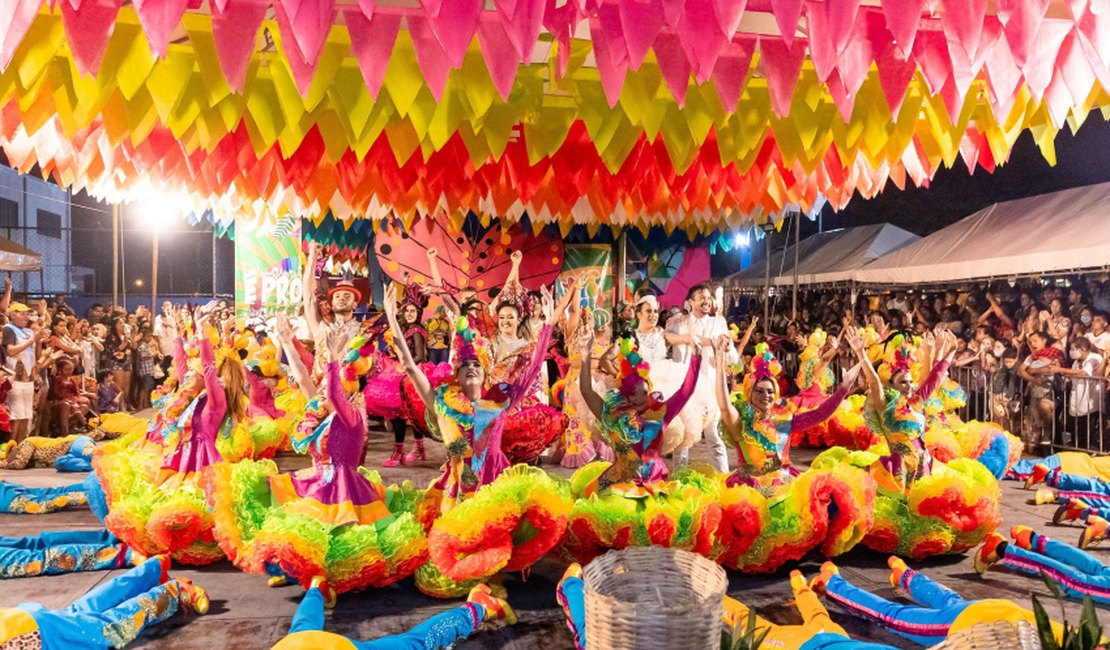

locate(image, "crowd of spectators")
[[0, 284, 234, 445], [714, 277, 1110, 452]]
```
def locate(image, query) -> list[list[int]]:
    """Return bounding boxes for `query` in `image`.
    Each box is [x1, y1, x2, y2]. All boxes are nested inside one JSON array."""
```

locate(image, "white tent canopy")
[[726, 224, 919, 287], [0, 236, 41, 271], [854, 182, 1110, 287]]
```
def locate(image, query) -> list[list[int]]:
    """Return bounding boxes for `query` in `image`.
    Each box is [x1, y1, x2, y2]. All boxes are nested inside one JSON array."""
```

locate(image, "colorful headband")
[[741, 342, 782, 402], [616, 337, 653, 395], [401, 280, 429, 312], [888, 345, 916, 377], [452, 316, 493, 378]]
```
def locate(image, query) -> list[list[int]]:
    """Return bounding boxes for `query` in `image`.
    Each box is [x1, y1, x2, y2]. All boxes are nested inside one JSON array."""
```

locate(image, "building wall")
[[0, 167, 73, 295]]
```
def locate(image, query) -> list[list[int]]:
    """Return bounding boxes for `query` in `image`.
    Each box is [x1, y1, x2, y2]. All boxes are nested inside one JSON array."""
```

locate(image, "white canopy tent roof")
[[854, 182, 1110, 287], [726, 223, 919, 287], [0, 237, 41, 271]]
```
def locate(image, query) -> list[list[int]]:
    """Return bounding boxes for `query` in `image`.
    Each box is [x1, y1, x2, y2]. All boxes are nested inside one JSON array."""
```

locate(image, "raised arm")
[[712, 336, 739, 430], [916, 331, 955, 399], [196, 325, 225, 419], [302, 243, 322, 338], [734, 316, 758, 355], [0, 277, 10, 314], [845, 327, 885, 415], [792, 365, 858, 431], [490, 250, 524, 318], [426, 247, 444, 288], [578, 332, 605, 422], [811, 335, 839, 378], [384, 291, 434, 408], [276, 315, 317, 397], [552, 276, 578, 328]]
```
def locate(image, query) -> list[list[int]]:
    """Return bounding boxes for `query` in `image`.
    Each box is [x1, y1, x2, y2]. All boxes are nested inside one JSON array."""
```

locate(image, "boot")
[[973, 533, 1007, 574], [383, 443, 405, 467], [404, 438, 426, 463], [1079, 515, 1108, 549]]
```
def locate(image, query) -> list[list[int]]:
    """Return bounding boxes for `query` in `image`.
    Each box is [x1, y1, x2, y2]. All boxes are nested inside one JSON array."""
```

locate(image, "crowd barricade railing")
[[1053, 374, 1108, 455]]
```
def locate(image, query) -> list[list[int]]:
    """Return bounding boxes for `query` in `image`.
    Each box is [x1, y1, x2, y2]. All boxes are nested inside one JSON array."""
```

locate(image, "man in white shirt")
[[153, 301, 177, 375], [1084, 312, 1110, 356], [665, 283, 737, 472]]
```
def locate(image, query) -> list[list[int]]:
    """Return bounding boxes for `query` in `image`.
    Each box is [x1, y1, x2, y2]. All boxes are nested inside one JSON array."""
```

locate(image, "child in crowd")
[[97, 370, 121, 415]]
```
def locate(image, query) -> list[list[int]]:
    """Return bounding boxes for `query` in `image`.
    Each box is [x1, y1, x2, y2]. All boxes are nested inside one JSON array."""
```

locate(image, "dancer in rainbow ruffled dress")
[[843, 328, 1002, 559], [206, 334, 428, 601], [385, 289, 572, 597]]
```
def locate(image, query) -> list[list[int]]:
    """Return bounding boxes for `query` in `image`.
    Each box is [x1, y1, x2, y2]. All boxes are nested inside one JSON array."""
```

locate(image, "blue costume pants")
[[1047, 470, 1110, 510], [0, 529, 122, 579], [289, 587, 485, 649], [1001, 533, 1110, 603], [17, 556, 181, 649], [823, 570, 971, 646], [0, 479, 87, 514]]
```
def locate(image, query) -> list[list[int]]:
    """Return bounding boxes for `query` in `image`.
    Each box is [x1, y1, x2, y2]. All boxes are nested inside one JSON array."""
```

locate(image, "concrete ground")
[[2, 426, 1108, 649]]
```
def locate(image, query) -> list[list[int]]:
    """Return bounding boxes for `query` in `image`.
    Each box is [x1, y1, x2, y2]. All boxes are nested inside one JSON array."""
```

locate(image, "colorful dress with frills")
[[705, 390, 876, 573], [861, 363, 1002, 558], [416, 325, 573, 597], [920, 378, 1021, 479], [561, 360, 719, 565], [490, 335, 567, 464], [556, 327, 614, 467], [100, 338, 227, 565], [206, 361, 427, 594]]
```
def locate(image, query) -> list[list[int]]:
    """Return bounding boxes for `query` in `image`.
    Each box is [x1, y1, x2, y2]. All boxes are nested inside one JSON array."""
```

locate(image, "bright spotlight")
[[733, 230, 750, 248], [127, 188, 183, 233]]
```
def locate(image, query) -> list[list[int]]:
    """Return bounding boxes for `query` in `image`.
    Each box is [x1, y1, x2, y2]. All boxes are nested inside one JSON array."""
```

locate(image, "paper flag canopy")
[[1, 4, 1109, 234]]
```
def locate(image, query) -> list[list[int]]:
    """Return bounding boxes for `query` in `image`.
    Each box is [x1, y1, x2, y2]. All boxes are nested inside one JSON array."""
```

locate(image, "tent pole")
[[151, 231, 158, 312], [791, 211, 800, 321], [112, 203, 119, 309]]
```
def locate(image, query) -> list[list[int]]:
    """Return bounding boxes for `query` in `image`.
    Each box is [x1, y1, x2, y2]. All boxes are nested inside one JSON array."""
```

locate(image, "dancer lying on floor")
[[0, 555, 208, 649], [0, 528, 133, 579], [0, 477, 86, 514], [976, 525, 1110, 603], [270, 577, 515, 650]]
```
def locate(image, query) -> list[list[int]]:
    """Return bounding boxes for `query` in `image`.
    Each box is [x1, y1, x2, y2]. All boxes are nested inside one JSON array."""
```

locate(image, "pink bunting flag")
[[676, 0, 736, 83], [211, 0, 267, 93], [662, 0, 685, 26], [1077, 6, 1110, 95], [1021, 18, 1072, 101], [939, 0, 987, 60], [770, 0, 805, 46], [880, 0, 929, 58], [133, 0, 189, 59], [276, 0, 336, 69], [1055, 28, 1095, 110], [343, 6, 401, 99], [981, 23, 1021, 116], [712, 35, 756, 112], [759, 35, 806, 117], [653, 31, 692, 105], [835, 10, 879, 106], [911, 28, 951, 94], [619, 0, 666, 70], [589, 14, 629, 107], [0, 0, 42, 70], [495, 0, 544, 63], [997, 0, 1049, 68], [408, 13, 453, 102], [420, 0, 481, 68], [60, 0, 123, 76], [477, 14, 520, 101]]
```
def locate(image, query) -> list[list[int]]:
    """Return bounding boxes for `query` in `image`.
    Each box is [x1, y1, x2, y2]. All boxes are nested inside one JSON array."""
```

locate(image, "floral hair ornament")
[[741, 343, 783, 402], [799, 328, 828, 361], [616, 337, 654, 396], [340, 334, 376, 394], [876, 332, 917, 383], [452, 316, 492, 379]]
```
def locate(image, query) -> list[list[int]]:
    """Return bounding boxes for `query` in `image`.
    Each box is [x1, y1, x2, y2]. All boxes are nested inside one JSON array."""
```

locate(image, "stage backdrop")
[[235, 215, 302, 322], [559, 244, 613, 330]]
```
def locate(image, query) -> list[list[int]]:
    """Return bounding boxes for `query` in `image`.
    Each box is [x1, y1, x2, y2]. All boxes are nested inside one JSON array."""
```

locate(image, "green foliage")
[[720, 609, 768, 650], [1031, 571, 1105, 650]]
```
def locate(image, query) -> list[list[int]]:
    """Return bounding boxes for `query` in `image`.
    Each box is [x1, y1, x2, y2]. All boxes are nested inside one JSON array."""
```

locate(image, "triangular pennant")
[[276, 0, 336, 69], [343, 6, 401, 99], [711, 35, 756, 112], [880, 0, 928, 58], [407, 14, 453, 101], [1021, 19, 1073, 101], [653, 31, 692, 105], [874, 39, 916, 115], [981, 23, 1021, 113], [421, 0, 481, 67], [589, 15, 629, 107], [677, 0, 734, 83], [997, 0, 1049, 68], [912, 28, 951, 94], [0, 0, 42, 70], [496, 0, 544, 62], [619, 0, 665, 70], [211, 1, 267, 92], [477, 14, 520, 101], [759, 35, 807, 117], [939, 0, 987, 61], [133, 0, 189, 59], [713, 0, 747, 38], [1076, 8, 1110, 96], [60, 0, 124, 76], [770, 0, 806, 46]]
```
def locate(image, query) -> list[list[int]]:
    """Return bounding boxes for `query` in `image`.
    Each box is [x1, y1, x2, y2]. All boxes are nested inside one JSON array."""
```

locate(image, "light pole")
[[760, 221, 776, 336]]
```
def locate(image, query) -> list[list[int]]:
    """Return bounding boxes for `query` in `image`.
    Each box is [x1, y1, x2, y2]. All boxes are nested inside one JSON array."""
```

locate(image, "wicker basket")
[[930, 620, 1041, 650], [582, 547, 727, 650]]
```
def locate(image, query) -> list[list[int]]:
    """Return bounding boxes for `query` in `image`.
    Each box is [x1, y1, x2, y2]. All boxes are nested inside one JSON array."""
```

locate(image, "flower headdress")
[[876, 332, 918, 383], [741, 343, 782, 402], [495, 282, 535, 320], [616, 337, 653, 395], [799, 328, 828, 361], [340, 334, 376, 394], [400, 279, 430, 316], [452, 315, 492, 378]]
